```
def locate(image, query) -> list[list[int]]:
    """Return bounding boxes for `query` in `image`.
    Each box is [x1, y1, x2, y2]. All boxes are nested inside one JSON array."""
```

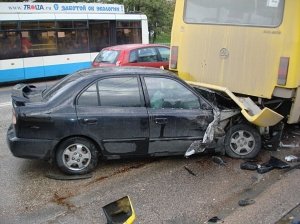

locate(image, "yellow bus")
[[170, 0, 300, 127]]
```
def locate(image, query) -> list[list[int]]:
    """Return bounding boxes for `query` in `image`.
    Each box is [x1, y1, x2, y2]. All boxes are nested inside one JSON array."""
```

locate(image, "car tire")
[[56, 137, 99, 175], [224, 124, 261, 159]]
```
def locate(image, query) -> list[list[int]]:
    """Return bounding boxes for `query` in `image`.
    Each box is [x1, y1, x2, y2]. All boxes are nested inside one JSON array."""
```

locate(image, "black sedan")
[[7, 67, 261, 174]]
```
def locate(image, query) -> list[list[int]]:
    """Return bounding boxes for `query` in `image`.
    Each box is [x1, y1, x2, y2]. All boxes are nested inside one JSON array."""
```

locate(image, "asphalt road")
[[0, 80, 299, 224]]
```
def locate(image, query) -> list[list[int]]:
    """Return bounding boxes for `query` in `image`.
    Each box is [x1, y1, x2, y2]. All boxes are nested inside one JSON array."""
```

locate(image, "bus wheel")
[[224, 124, 261, 159]]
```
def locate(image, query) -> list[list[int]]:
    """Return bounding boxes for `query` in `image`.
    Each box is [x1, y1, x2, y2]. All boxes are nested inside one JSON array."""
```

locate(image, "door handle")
[[83, 118, 98, 125], [154, 118, 168, 125]]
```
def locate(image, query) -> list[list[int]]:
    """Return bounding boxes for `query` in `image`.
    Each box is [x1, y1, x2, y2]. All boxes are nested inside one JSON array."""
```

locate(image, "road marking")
[[0, 102, 11, 107]]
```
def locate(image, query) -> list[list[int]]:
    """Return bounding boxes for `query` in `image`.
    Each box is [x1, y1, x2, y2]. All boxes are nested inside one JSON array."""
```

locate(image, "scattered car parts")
[[238, 198, 255, 207], [240, 156, 290, 174], [212, 156, 227, 166], [184, 166, 197, 176], [103, 196, 135, 224], [285, 155, 300, 162]]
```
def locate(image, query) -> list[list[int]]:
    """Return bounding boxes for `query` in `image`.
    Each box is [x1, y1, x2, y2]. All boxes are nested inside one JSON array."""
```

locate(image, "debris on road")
[[267, 156, 290, 169], [212, 156, 227, 166], [238, 198, 255, 207], [240, 161, 258, 170], [285, 155, 300, 162], [208, 216, 222, 223], [102, 196, 135, 224], [279, 142, 299, 148], [241, 156, 290, 174], [257, 164, 274, 174], [184, 166, 197, 176]]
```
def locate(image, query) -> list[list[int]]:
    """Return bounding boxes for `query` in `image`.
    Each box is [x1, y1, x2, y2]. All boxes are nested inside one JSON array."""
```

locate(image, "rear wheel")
[[224, 124, 261, 159], [56, 137, 99, 175]]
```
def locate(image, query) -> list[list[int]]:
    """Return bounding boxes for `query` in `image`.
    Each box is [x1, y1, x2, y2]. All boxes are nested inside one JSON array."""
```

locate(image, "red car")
[[92, 44, 170, 69]]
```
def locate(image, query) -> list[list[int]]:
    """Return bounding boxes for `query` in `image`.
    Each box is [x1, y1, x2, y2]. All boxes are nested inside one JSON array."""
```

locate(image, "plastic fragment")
[[208, 216, 221, 223], [285, 155, 299, 162], [279, 142, 299, 148], [238, 198, 255, 206], [240, 161, 258, 170], [257, 164, 274, 174], [184, 166, 197, 176], [268, 156, 290, 169], [241, 156, 290, 174], [212, 156, 226, 166]]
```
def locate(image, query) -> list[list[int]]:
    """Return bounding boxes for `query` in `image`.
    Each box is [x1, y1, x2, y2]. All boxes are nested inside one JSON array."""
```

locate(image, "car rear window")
[[43, 71, 83, 101], [94, 50, 120, 64]]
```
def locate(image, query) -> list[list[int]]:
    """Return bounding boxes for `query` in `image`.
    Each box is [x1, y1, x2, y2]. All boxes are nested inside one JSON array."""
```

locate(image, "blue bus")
[[0, 2, 149, 83]]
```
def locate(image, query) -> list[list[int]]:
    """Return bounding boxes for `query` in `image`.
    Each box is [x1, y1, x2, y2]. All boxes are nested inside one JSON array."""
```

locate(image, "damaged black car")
[[7, 67, 261, 174]]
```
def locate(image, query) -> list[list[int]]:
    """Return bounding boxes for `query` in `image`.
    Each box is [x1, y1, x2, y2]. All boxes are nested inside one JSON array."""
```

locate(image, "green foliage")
[[154, 31, 171, 44]]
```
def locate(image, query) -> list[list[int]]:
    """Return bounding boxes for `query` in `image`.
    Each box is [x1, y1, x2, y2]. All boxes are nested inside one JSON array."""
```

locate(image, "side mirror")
[[103, 196, 136, 224]]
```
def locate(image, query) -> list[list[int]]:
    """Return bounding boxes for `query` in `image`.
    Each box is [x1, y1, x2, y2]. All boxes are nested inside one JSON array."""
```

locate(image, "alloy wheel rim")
[[229, 130, 255, 156], [62, 143, 91, 171]]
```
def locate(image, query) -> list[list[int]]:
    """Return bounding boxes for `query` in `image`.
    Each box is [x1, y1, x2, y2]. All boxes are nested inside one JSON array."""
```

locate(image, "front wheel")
[[224, 124, 261, 159], [56, 137, 99, 175]]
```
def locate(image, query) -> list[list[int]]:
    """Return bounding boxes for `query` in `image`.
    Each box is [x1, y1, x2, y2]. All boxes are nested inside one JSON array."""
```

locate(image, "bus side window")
[[0, 31, 21, 60]]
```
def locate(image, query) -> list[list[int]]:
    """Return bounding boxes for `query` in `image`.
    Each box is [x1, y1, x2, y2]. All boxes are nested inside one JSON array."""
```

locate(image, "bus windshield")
[[184, 0, 284, 27]]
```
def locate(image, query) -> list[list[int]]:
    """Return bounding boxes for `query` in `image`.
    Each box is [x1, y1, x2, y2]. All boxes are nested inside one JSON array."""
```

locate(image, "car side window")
[[98, 77, 141, 107], [129, 50, 138, 63], [137, 47, 158, 62], [157, 47, 170, 61], [144, 77, 200, 109], [77, 83, 99, 106]]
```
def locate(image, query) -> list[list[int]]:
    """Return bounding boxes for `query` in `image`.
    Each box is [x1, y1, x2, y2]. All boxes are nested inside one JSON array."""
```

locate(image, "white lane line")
[[0, 102, 11, 107]]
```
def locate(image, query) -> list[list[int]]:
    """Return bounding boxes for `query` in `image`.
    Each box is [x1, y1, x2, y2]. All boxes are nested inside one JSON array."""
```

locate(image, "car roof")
[[76, 66, 175, 80], [103, 44, 169, 51]]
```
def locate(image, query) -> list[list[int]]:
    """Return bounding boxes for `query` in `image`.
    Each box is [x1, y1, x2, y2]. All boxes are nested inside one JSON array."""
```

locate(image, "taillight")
[[277, 57, 289, 85], [170, 46, 178, 69], [12, 109, 16, 125]]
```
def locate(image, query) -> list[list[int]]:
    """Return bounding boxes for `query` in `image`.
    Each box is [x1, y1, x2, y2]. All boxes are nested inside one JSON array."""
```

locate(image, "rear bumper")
[[6, 125, 58, 160]]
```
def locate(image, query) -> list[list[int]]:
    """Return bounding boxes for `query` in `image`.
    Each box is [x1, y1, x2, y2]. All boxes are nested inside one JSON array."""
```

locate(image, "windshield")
[[94, 50, 120, 64], [184, 0, 284, 27]]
